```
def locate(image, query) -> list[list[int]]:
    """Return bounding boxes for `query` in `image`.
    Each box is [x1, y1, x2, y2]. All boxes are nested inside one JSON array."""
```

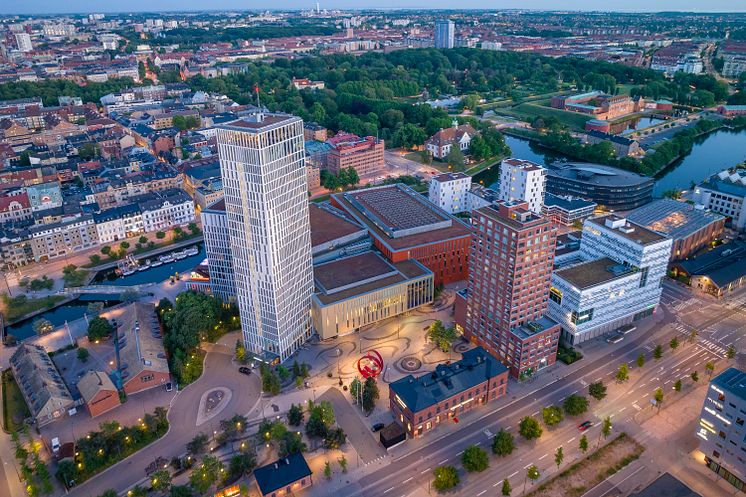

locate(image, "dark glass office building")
[[546, 163, 654, 211]]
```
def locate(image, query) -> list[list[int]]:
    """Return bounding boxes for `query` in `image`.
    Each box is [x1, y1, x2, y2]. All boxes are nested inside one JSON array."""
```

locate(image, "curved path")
[[68, 337, 260, 497]]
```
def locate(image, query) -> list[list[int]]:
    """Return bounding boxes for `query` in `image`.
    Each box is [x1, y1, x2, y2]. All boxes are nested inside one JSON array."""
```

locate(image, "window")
[[714, 450, 721, 458], [571, 309, 594, 325], [736, 418, 744, 426], [549, 288, 562, 304]]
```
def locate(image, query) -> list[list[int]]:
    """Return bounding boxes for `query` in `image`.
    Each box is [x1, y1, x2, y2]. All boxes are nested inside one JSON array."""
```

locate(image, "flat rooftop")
[[332, 185, 471, 252], [218, 113, 298, 132], [313, 252, 431, 305], [432, 172, 470, 183], [309, 204, 365, 248], [627, 198, 724, 240], [588, 215, 669, 246], [510, 315, 559, 341], [548, 163, 653, 188], [711, 367, 746, 402], [544, 193, 597, 211], [555, 256, 638, 290]]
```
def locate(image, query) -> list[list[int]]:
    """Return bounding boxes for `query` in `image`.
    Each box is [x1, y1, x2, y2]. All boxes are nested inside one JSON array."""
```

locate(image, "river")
[[92, 243, 205, 286], [475, 129, 746, 197]]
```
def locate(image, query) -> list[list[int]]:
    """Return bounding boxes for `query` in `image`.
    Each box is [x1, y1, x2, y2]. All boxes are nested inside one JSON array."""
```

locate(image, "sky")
[[2, 0, 746, 15]]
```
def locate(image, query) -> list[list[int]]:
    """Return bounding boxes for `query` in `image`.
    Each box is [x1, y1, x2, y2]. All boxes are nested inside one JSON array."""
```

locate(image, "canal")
[[475, 129, 746, 197], [92, 243, 205, 286]]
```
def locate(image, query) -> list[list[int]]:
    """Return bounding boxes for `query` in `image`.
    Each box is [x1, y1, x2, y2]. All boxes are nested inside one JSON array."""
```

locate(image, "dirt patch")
[[526, 433, 645, 497]]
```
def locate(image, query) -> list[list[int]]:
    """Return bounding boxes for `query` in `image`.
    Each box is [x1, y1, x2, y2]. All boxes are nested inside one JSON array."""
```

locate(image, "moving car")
[[238, 367, 252, 375], [371, 423, 385, 432], [578, 420, 593, 431]]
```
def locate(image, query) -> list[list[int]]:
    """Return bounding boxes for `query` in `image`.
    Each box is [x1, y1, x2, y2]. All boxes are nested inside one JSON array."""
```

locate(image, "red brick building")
[[117, 303, 171, 395], [456, 201, 560, 378], [78, 370, 120, 418], [389, 347, 509, 438], [331, 184, 471, 286], [326, 132, 384, 177]]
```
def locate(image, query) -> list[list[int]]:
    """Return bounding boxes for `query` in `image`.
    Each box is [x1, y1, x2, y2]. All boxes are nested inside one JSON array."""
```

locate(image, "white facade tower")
[[217, 113, 314, 363]]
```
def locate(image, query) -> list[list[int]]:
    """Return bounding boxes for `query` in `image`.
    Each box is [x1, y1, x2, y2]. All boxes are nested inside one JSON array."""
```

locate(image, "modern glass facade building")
[[217, 113, 314, 363], [434, 19, 455, 49]]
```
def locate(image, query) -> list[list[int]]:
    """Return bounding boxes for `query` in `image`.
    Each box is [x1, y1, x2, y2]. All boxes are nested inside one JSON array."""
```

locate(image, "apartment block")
[[428, 172, 471, 214], [498, 158, 546, 214]]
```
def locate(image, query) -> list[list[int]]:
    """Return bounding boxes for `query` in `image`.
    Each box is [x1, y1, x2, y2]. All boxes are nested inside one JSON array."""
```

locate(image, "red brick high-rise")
[[455, 201, 560, 378]]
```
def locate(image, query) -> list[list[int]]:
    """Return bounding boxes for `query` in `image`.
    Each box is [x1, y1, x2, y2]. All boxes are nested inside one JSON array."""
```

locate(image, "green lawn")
[[2, 294, 67, 322], [2, 370, 31, 433], [403, 152, 454, 173], [498, 102, 592, 130]]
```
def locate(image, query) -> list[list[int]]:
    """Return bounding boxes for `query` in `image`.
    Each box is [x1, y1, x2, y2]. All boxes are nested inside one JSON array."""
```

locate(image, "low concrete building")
[[116, 303, 171, 395], [673, 241, 746, 298], [541, 193, 597, 227], [254, 452, 313, 497], [309, 203, 370, 264], [585, 130, 640, 156], [29, 214, 99, 262], [389, 347, 509, 438], [9, 344, 75, 426], [312, 251, 433, 340], [78, 370, 120, 418]]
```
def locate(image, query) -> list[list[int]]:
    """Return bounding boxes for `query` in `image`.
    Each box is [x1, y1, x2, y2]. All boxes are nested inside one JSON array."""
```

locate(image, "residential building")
[[434, 19, 455, 49], [425, 123, 478, 160], [292, 78, 325, 90], [457, 201, 560, 378], [312, 252, 433, 340], [548, 215, 672, 344], [309, 203, 370, 264], [307, 163, 321, 190], [718, 105, 746, 117], [217, 113, 314, 363], [0, 229, 32, 269], [303, 122, 327, 142], [697, 367, 746, 492], [201, 199, 236, 303], [651, 42, 704, 75], [389, 347, 509, 438], [92, 204, 143, 244], [466, 185, 500, 213], [26, 182, 63, 211], [585, 130, 641, 156], [546, 163, 654, 211], [331, 184, 472, 286], [326, 132, 384, 177], [673, 241, 746, 299], [720, 42, 746, 78], [136, 188, 195, 233], [693, 169, 746, 231], [541, 194, 597, 227], [498, 159, 546, 214], [14, 33, 33, 52], [0, 193, 33, 224], [627, 198, 725, 260], [254, 452, 313, 497], [29, 214, 99, 262], [115, 303, 171, 395], [9, 344, 75, 427], [428, 172, 471, 214], [77, 371, 120, 418]]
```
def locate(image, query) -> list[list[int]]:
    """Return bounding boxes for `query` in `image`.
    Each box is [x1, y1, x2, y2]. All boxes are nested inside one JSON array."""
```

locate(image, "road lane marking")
[[494, 481, 501, 487], [567, 437, 576, 443], [457, 450, 464, 455], [439, 459, 448, 465], [420, 468, 431, 474], [509, 471, 518, 478], [618, 407, 627, 413], [384, 487, 394, 494], [403, 477, 413, 484], [524, 463, 533, 469], [477, 491, 487, 496], [539, 454, 548, 461]]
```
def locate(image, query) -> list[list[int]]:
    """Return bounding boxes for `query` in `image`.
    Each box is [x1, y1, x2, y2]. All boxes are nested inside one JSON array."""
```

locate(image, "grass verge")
[[1, 369, 31, 433], [2, 294, 67, 322]]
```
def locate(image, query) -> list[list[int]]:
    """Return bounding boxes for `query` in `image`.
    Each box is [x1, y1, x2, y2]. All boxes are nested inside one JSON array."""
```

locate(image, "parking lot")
[[51, 337, 116, 399]]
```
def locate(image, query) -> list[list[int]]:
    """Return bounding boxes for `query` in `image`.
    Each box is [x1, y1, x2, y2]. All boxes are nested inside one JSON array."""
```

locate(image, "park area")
[[525, 433, 644, 497], [496, 102, 592, 131], [1, 369, 31, 432]]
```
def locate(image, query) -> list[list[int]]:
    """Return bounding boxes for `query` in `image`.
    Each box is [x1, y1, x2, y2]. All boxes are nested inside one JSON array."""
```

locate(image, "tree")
[[88, 316, 114, 341], [235, 340, 246, 363], [492, 429, 515, 456], [338, 456, 348, 473], [349, 377, 362, 403], [653, 387, 663, 410], [156, 231, 166, 239], [554, 446, 564, 469], [542, 405, 564, 427], [519, 416, 543, 440], [588, 381, 607, 401], [345, 167, 360, 187], [705, 361, 715, 378], [616, 363, 629, 382], [306, 400, 335, 438], [689, 329, 698, 343], [33, 318, 53, 335], [563, 394, 589, 416], [599, 416, 612, 447], [654, 344, 663, 360], [362, 377, 380, 414], [579, 434, 589, 454], [691, 371, 700, 382], [260, 365, 281, 395], [279, 431, 306, 457], [433, 465, 459, 492], [77, 347, 90, 363], [421, 149, 433, 164], [120, 241, 130, 251], [426, 320, 458, 353], [526, 465, 540, 490], [56, 459, 77, 487], [445, 147, 465, 171], [501, 479, 512, 496], [461, 445, 489, 472], [674, 379, 682, 392], [288, 403, 304, 426], [670, 337, 680, 351], [139, 236, 148, 244], [227, 453, 255, 480], [728, 345, 737, 360], [89, 254, 102, 264], [170, 486, 193, 497], [323, 461, 332, 480], [324, 427, 347, 450], [187, 433, 208, 455], [636, 353, 645, 369], [151, 469, 171, 493], [189, 455, 223, 494]]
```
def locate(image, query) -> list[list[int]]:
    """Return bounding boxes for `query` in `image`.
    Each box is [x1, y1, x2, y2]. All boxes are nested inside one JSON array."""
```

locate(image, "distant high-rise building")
[[201, 199, 236, 303], [498, 159, 547, 215], [434, 19, 455, 49], [457, 201, 560, 378], [14, 33, 32, 53], [217, 113, 314, 363]]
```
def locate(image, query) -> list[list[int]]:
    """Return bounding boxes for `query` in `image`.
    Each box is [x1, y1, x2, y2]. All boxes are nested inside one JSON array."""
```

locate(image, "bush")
[[88, 316, 114, 341], [156, 231, 166, 239], [77, 347, 90, 363], [557, 345, 583, 365]]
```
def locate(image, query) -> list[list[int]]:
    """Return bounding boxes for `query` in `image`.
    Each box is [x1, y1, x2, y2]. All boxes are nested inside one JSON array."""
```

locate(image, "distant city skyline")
[[2, 1, 746, 15]]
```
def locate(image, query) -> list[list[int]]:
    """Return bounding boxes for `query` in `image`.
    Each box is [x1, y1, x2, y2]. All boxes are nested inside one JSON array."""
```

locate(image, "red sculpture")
[[357, 349, 384, 379]]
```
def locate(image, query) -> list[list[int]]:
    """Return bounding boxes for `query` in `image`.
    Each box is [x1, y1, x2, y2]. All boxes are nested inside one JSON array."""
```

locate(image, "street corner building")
[[389, 347, 509, 438], [455, 201, 561, 378], [330, 183, 471, 286]]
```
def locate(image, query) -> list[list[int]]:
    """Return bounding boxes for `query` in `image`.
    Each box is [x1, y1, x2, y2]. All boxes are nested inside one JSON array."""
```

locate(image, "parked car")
[[371, 423, 385, 432], [165, 382, 173, 392], [606, 333, 624, 344], [238, 367, 252, 375], [578, 420, 593, 431]]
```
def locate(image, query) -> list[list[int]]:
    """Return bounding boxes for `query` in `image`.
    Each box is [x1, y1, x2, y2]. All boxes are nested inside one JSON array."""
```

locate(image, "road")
[[335, 282, 742, 497]]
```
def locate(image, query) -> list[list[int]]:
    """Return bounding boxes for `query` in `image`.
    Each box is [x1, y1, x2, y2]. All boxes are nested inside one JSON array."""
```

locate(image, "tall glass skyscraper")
[[434, 19, 455, 49], [216, 113, 314, 362]]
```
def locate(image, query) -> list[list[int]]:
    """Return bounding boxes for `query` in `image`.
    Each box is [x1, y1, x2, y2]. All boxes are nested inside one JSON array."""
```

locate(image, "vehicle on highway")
[[619, 324, 637, 335], [238, 367, 252, 375], [578, 420, 593, 431], [606, 332, 624, 344], [372, 422, 385, 432]]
